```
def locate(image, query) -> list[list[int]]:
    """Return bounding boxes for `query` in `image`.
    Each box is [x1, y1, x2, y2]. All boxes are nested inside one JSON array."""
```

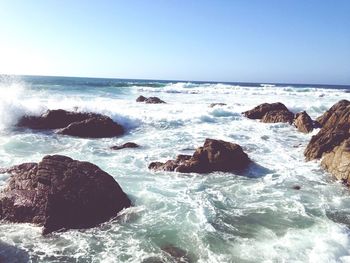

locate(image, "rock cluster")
[[0, 155, 131, 235], [17, 109, 124, 138], [149, 138, 250, 173]]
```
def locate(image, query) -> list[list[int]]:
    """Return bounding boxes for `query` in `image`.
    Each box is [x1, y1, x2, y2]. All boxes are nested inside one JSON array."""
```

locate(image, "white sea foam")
[[0, 76, 350, 262]]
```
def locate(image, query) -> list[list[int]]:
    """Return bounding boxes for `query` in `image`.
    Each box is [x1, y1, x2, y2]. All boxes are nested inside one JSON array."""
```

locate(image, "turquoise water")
[[1, 75, 350, 262]]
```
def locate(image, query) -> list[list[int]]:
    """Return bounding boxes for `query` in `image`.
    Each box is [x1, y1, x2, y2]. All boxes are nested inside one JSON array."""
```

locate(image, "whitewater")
[[1, 75, 350, 262]]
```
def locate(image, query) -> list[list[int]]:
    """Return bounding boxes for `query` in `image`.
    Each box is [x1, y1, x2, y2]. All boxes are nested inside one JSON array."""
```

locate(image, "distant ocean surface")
[[1, 75, 350, 262]]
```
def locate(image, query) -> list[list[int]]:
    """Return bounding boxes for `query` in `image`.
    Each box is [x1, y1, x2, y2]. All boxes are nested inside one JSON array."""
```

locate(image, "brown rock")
[[110, 142, 140, 150], [243, 102, 289, 119], [149, 139, 250, 173], [294, 111, 314, 133], [304, 100, 350, 160], [261, 110, 294, 124], [321, 138, 350, 184], [57, 117, 124, 138], [0, 155, 131, 235]]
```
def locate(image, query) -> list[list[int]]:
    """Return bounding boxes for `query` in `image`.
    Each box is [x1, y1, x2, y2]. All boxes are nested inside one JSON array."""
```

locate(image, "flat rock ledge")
[[17, 109, 124, 138], [136, 95, 166, 104], [149, 138, 250, 173], [0, 155, 131, 235]]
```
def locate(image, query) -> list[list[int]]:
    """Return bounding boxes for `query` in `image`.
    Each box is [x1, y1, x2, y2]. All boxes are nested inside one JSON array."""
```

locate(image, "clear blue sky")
[[0, 0, 349, 84]]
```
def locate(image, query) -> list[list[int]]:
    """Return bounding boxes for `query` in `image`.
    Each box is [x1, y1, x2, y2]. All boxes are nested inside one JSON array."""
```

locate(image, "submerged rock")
[[149, 139, 250, 173], [110, 142, 140, 150], [293, 111, 314, 133], [136, 95, 166, 104], [161, 245, 193, 263], [0, 155, 131, 235], [17, 109, 124, 138], [209, 103, 227, 108], [304, 100, 350, 160], [243, 102, 294, 124]]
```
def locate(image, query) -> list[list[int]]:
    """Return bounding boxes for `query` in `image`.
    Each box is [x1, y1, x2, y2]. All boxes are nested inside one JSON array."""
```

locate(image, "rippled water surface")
[[1, 76, 350, 262]]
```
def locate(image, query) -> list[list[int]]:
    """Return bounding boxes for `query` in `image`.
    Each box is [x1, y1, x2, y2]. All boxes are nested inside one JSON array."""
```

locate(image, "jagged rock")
[[57, 117, 124, 138], [136, 95, 166, 104], [261, 110, 294, 124], [0, 155, 131, 235], [149, 139, 250, 173], [110, 142, 140, 150], [209, 103, 226, 108], [17, 109, 124, 138], [321, 138, 350, 184], [304, 100, 350, 160], [316, 100, 350, 127], [294, 111, 314, 133], [243, 102, 290, 119]]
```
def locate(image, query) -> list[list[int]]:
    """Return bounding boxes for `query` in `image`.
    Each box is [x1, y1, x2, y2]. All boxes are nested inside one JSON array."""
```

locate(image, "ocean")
[[0, 75, 350, 262]]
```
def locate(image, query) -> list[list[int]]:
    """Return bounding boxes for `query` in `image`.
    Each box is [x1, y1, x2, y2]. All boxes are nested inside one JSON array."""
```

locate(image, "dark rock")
[[136, 95, 166, 104], [261, 110, 294, 124], [292, 185, 301, 190], [209, 103, 226, 108], [243, 102, 289, 119], [136, 95, 147, 102], [17, 109, 124, 138], [0, 155, 131, 235], [149, 139, 250, 173], [321, 138, 350, 184], [161, 245, 193, 263], [17, 109, 100, 130], [57, 116, 124, 138], [110, 142, 140, 150], [0, 241, 30, 263], [294, 111, 314, 133], [304, 100, 350, 160]]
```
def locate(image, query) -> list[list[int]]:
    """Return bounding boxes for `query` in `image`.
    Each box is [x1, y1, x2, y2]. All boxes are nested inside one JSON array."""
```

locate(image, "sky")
[[0, 0, 349, 85]]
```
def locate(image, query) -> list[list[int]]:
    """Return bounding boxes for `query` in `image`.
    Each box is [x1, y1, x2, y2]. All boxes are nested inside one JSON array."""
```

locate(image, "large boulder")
[[57, 117, 124, 138], [17, 109, 124, 138], [149, 139, 250, 173], [136, 95, 166, 104], [261, 110, 294, 124], [304, 100, 350, 160], [321, 138, 350, 184], [0, 155, 131, 235], [243, 102, 289, 119], [294, 111, 314, 133]]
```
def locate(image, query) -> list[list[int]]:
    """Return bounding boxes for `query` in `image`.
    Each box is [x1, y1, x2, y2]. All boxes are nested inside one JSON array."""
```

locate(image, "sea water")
[[0, 75, 350, 262]]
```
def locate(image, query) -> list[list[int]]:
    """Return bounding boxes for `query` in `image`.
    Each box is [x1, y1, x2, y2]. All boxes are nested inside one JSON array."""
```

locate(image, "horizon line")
[[1, 73, 349, 88]]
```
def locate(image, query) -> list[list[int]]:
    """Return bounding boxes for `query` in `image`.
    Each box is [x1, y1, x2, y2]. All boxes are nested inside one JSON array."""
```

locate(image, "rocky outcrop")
[[321, 138, 350, 184], [110, 142, 140, 150], [149, 139, 250, 173], [136, 95, 166, 104], [0, 155, 131, 235], [304, 100, 350, 160], [243, 102, 294, 124], [294, 111, 314, 133], [209, 103, 226, 108], [17, 109, 124, 138]]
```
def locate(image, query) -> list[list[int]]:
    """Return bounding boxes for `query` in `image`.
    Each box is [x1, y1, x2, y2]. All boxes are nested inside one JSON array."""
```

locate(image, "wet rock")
[[0, 241, 30, 263], [136, 95, 166, 104], [243, 102, 290, 120], [149, 139, 250, 173], [110, 142, 140, 150], [292, 185, 301, 190], [142, 257, 166, 263], [17, 109, 124, 138], [321, 138, 350, 184], [57, 116, 124, 138], [261, 110, 294, 124], [0, 155, 131, 235], [209, 103, 226, 108], [294, 111, 314, 133], [304, 100, 350, 160], [161, 245, 193, 263]]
